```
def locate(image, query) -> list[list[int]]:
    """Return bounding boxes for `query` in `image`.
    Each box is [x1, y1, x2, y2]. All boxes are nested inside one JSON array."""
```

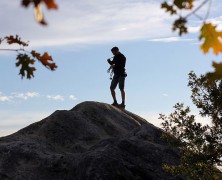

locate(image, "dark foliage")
[[160, 71, 222, 180]]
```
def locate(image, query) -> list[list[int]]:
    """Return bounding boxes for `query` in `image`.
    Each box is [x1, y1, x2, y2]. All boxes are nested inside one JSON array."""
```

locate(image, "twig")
[[193, 12, 204, 21], [0, 48, 26, 52], [185, 0, 210, 19], [204, 0, 212, 21], [0, 49, 19, 52]]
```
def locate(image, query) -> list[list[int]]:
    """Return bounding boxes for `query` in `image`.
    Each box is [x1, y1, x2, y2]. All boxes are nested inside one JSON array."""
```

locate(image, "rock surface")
[[0, 101, 183, 180]]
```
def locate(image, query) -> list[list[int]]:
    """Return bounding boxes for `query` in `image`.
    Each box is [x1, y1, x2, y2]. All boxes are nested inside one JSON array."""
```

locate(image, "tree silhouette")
[[160, 71, 222, 179]]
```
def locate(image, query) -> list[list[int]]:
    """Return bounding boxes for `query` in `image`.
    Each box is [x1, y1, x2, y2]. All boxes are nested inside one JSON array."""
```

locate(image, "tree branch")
[[185, 0, 210, 19], [0, 49, 19, 52], [0, 48, 25, 52]]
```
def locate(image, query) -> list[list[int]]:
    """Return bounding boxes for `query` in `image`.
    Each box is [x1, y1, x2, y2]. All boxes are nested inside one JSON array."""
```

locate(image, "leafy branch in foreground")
[[160, 71, 222, 179], [161, 0, 222, 83], [0, 35, 57, 79]]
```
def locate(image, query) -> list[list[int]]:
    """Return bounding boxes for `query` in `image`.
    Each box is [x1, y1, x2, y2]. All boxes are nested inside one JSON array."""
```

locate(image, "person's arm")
[[119, 55, 126, 69], [107, 57, 116, 65]]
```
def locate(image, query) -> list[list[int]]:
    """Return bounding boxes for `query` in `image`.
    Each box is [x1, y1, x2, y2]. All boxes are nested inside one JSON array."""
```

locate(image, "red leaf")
[[43, 0, 58, 10], [6, 35, 28, 46], [31, 51, 57, 70]]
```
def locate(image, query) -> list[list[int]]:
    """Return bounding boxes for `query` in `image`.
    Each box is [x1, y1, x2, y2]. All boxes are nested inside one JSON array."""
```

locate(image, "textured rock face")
[[0, 101, 183, 180]]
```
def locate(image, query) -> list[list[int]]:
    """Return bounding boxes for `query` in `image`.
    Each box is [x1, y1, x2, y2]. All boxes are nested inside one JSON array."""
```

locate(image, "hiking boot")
[[119, 103, 126, 108], [111, 101, 118, 106]]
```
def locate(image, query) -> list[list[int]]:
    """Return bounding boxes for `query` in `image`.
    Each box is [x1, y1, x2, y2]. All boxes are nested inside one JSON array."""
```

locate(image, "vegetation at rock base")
[[160, 71, 222, 180]]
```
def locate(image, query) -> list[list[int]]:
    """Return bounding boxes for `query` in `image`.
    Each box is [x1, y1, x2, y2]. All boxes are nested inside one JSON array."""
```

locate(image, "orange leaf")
[[199, 23, 222, 54], [43, 0, 58, 10], [31, 51, 57, 70], [6, 35, 28, 46], [40, 52, 57, 70], [41, 52, 52, 64], [31, 50, 41, 59], [22, 0, 58, 9]]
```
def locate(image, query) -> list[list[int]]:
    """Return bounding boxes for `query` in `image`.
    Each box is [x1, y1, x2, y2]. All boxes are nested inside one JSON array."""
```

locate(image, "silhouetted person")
[[107, 47, 127, 108]]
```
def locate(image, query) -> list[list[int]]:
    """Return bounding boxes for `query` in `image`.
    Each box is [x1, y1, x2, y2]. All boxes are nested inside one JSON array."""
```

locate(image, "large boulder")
[[0, 101, 183, 180]]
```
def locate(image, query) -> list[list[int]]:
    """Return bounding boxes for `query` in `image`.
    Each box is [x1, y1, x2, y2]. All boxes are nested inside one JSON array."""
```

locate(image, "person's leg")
[[111, 89, 117, 104], [120, 89, 125, 105], [119, 76, 126, 106], [110, 75, 118, 105]]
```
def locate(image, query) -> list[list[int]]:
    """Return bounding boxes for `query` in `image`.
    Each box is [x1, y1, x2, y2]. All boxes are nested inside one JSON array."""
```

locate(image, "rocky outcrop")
[[0, 101, 183, 180]]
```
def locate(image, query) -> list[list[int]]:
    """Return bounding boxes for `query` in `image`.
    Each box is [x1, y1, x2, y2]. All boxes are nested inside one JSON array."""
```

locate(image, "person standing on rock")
[[107, 47, 127, 108]]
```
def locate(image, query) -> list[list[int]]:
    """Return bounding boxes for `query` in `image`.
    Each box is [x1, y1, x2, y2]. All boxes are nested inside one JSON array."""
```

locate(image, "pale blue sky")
[[0, 0, 221, 136]]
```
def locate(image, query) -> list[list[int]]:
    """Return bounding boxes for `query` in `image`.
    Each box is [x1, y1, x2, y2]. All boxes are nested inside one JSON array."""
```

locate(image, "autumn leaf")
[[43, 0, 58, 10], [21, 0, 35, 7], [31, 51, 57, 70], [173, 17, 187, 36], [206, 62, 222, 85], [21, 0, 57, 25], [199, 23, 222, 55], [31, 51, 41, 59], [161, 2, 177, 15], [16, 54, 36, 79], [6, 35, 28, 47], [22, 0, 58, 9], [34, 3, 47, 25], [1, 35, 57, 79], [40, 52, 57, 70], [174, 0, 193, 9]]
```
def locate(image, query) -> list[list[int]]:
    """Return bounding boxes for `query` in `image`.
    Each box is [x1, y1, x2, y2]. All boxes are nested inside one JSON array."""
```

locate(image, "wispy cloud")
[[69, 95, 77, 101], [148, 37, 195, 43], [162, 93, 169, 97], [0, 92, 13, 102], [188, 25, 201, 33], [12, 92, 40, 100], [0, 1, 174, 47], [207, 16, 222, 30], [47, 95, 64, 101], [0, 95, 13, 102], [0, 91, 77, 102], [1, 1, 222, 48]]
